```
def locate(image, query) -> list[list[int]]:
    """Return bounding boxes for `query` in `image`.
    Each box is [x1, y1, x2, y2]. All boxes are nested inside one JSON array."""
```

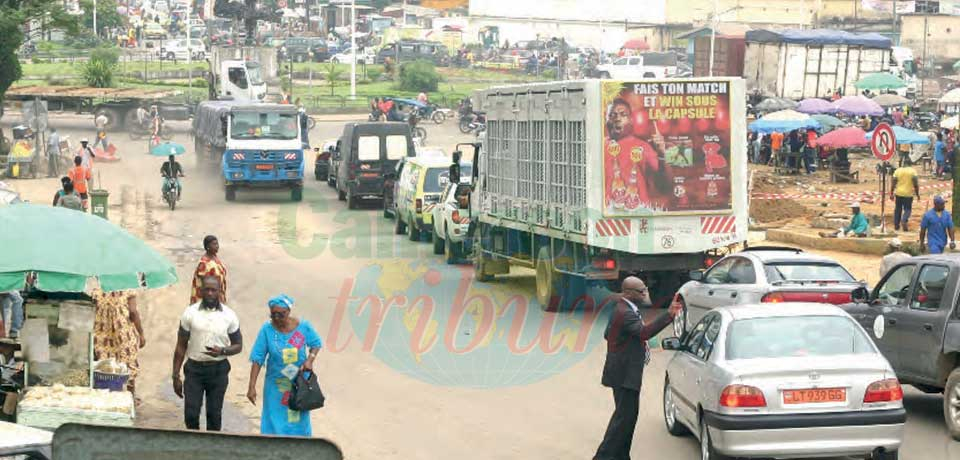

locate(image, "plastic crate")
[[17, 404, 134, 431]]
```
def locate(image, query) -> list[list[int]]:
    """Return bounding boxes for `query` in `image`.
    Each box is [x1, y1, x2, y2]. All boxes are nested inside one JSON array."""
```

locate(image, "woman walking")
[[190, 235, 227, 305], [246, 295, 322, 436], [91, 289, 145, 394]]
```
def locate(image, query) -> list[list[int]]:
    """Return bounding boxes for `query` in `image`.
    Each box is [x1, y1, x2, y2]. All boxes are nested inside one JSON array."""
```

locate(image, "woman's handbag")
[[289, 370, 325, 411]]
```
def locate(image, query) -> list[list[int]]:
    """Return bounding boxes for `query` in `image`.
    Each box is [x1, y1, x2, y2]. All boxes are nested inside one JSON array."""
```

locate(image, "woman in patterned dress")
[[190, 235, 227, 305], [92, 289, 145, 393]]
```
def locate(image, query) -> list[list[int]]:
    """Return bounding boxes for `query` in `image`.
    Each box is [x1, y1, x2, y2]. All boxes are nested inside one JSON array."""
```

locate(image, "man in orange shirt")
[[67, 156, 92, 210], [769, 131, 784, 165]]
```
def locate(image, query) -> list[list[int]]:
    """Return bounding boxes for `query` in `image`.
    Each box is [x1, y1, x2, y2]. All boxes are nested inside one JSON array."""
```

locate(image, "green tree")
[[397, 60, 440, 92], [79, 0, 122, 36], [325, 62, 344, 96], [77, 46, 119, 87], [0, 3, 77, 115]]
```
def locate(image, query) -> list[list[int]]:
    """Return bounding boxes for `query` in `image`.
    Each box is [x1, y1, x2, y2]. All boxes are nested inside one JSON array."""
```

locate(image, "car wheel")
[[196, 52, 205, 60], [445, 237, 459, 264], [599, 71, 611, 79], [663, 377, 689, 436], [327, 174, 336, 188], [673, 297, 688, 338], [945, 367, 960, 440], [166, 52, 176, 60], [408, 219, 421, 241], [394, 212, 407, 234], [332, 57, 340, 64], [871, 449, 899, 460], [383, 200, 392, 218], [314, 170, 322, 181], [337, 188, 346, 201], [432, 230, 444, 255], [700, 417, 728, 460], [347, 190, 358, 209]]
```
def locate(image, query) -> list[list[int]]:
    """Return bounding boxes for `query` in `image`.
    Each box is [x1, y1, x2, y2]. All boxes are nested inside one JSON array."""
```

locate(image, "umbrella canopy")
[[621, 39, 649, 51], [855, 73, 907, 90], [755, 97, 798, 112], [796, 98, 836, 114], [942, 115, 960, 130], [954, 60, 960, 72], [762, 109, 811, 121], [0, 204, 178, 292], [811, 114, 846, 131], [872, 93, 911, 107], [149, 142, 186, 157], [940, 88, 960, 105], [816, 126, 869, 149], [866, 125, 931, 145], [748, 118, 821, 134], [832, 95, 884, 116]]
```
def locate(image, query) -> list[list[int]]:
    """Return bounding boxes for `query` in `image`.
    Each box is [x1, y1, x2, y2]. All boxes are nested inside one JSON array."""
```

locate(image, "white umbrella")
[[942, 115, 960, 130], [762, 109, 811, 121], [940, 88, 960, 105]]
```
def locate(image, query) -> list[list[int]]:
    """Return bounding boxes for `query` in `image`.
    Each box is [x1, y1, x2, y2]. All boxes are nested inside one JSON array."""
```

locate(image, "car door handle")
[[923, 323, 934, 331], [730, 292, 738, 298], [708, 290, 714, 296], [887, 318, 897, 326]]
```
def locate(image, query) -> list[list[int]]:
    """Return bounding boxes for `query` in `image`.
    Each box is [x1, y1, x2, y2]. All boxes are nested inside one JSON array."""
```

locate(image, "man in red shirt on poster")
[[605, 99, 664, 211]]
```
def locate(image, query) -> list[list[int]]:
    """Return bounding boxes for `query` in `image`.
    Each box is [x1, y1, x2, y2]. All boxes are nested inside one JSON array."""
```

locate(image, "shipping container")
[[693, 35, 745, 78]]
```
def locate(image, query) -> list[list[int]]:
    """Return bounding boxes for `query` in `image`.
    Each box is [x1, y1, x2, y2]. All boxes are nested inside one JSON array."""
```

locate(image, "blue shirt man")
[[935, 140, 945, 163], [920, 195, 956, 254]]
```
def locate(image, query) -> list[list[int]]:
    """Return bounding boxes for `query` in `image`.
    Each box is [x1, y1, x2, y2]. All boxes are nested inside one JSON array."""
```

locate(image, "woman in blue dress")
[[246, 294, 322, 436]]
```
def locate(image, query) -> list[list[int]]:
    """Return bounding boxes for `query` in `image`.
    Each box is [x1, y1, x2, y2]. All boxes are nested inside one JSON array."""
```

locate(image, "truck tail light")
[[705, 257, 716, 267], [452, 210, 462, 223], [863, 379, 903, 403], [415, 199, 422, 213], [719, 385, 767, 408], [592, 258, 616, 270]]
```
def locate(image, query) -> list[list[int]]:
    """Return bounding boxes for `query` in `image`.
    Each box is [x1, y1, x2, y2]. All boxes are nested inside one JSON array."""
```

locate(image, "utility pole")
[[709, 0, 718, 77], [187, 0, 192, 95], [350, 0, 356, 99], [921, 13, 928, 99], [93, 0, 98, 37]]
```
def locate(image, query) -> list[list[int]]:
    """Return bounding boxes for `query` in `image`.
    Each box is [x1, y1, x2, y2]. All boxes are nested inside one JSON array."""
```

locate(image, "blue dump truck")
[[194, 101, 305, 201]]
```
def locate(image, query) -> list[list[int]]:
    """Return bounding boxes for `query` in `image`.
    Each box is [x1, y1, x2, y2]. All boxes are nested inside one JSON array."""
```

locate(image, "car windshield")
[[764, 262, 855, 283], [246, 63, 263, 85], [230, 112, 298, 140], [726, 316, 876, 360]]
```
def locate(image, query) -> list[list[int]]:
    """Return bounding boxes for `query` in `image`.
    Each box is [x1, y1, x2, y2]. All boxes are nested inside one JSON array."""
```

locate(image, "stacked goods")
[[18, 384, 134, 429]]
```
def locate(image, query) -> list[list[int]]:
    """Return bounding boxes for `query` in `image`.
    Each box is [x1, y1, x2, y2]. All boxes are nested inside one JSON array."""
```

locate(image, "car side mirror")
[[688, 270, 704, 282], [851, 286, 870, 304], [661, 337, 682, 351]]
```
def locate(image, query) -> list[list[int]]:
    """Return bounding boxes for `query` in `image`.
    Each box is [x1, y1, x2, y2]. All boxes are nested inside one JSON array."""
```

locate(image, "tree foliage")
[[78, 47, 119, 87], [325, 62, 344, 96], [397, 60, 440, 92], [80, 0, 122, 35]]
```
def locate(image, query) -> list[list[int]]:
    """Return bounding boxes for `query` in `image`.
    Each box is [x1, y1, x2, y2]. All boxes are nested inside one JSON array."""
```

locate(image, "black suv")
[[278, 37, 327, 63], [375, 40, 449, 66], [842, 254, 960, 440]]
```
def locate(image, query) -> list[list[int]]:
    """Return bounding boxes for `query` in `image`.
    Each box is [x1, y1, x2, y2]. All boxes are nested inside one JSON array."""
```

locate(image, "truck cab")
[[890, 46, 917, 98], [596, 56, 664, 80], [219, 60, 267, 101], [841, 254, 960, 439], [221, 104, 304, 201]]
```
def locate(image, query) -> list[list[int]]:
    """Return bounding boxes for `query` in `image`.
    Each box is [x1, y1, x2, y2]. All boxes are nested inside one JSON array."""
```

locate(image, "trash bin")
[[89, 189, 109, 220]]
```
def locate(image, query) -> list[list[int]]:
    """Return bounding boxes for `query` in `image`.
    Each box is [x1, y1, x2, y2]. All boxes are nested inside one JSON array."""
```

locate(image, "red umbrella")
[[621, 39, 650, 51], [815, 126, 869, 149]]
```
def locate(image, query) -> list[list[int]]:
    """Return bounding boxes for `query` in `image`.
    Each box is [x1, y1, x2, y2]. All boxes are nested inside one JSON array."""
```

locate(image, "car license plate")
[[783, 388, 846, 404], [255, 164, 273, 170], [360, 172, 379, 178]]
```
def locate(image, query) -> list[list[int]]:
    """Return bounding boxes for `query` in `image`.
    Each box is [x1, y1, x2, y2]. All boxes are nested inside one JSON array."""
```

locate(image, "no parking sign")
[[871, 123, 896, 162]]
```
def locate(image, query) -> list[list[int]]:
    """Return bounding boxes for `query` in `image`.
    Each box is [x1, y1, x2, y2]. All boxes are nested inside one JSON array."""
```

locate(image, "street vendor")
[[94, 112, 110, 151], [76, 138, 96, 170], [820, 202, 869, 238]]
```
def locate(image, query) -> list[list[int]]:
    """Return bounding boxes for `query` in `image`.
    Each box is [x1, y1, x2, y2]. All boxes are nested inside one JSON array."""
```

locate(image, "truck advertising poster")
[[601, 80, 733, 216]]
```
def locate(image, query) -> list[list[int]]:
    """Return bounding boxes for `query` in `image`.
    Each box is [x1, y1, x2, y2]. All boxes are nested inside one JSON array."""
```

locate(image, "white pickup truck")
[[431, 170, 474, 264], [596, 53, 682, 80]]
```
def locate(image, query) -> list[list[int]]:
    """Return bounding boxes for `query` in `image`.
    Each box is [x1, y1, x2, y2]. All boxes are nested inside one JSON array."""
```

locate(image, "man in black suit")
[[594, 276, 682, 460]]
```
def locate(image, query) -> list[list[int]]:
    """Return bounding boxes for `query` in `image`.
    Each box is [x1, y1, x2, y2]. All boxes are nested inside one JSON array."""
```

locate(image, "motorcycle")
[[131, 119, 173, 141], [162, 175, 180, 210], [458, 111, 486, 135], [428, 104, 454, 124]]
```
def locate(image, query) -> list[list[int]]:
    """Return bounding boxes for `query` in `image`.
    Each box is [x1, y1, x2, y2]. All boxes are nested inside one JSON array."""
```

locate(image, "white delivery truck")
[[468, 78, 748, 311], [743, 29, 892, 100]]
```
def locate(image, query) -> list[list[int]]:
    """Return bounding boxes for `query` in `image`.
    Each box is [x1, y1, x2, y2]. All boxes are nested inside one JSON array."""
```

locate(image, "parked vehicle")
[[661, 303, 905, 460], [390, 154, 457, 241], [842, 254, 960, 439], [329, 46, 376, 65], [676, 246, 865, 336], [159, 38, 206, 61], [596, 56, 662, 79], [431, 155, 474, 264], [314, 139, 337, 181], [208, 56, 267, 102], [458, 112, 485, 134], [375, 40, 449, 66], [192, 101, 304, 201], [334, 122, 416, 209], [144, 23, 168, 40], [278, 37, 326, 63], [5, 86, 189, 130], [469, 78, 748, 311], [744, 29, 892, 99]]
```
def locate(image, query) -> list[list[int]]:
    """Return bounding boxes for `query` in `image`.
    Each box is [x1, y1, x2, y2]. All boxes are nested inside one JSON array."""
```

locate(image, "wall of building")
[[421, 0, 468, 10], [457, 17, 665, 52], [468, 0, 666, 25], [900, 14, 960, 61], [666, 0, 815, 26], [819, 0, 892, 21]]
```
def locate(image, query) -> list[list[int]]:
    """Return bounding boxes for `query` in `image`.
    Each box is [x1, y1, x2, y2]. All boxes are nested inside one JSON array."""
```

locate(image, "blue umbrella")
[[748, 118, 821, 134], [149, 142, 187, 156], [865, 125, 930, 145]]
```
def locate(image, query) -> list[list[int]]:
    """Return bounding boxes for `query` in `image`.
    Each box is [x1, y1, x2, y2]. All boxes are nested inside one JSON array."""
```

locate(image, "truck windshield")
[[230, 112, 298, 140], [903, 60, 916, 75], [246, 63, 264, 86]]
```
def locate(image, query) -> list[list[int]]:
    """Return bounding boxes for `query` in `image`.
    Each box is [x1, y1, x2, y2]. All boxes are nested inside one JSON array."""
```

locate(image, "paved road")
[[8, 114, 959, 459]]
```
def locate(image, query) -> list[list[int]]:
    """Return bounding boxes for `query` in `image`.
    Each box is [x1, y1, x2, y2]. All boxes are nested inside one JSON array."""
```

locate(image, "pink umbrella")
[[621, 39, 650, 51], [796, 98, 836, 114], [816, 126, 869, 149], [832, 96, 884, 116]]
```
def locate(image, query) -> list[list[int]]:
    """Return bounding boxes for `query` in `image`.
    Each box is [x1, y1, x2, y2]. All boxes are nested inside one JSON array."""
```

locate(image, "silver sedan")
[[661, 303, 905, 460]]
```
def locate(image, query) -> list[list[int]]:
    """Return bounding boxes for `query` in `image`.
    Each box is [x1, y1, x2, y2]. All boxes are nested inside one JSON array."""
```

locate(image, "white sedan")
[[158, 38, 206, 61], [661, 303, 904, 460], [329, 47, 375, 65]]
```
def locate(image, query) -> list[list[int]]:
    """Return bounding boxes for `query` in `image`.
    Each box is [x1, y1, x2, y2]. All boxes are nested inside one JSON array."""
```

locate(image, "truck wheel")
[[337, 188, 346, 201], [945, 367, 960, 440], [225, 185, 236, 201], [474, 250, 494, 282], [394, 212, 406, 234], [315, 169, 322, 181], [383, 199, 393, 218], [432, 230, 444, 255], [327, 174, 336, 188], [291, 186, 303, 202], [408, 220, 421, 241], [445, 238, 459, 265], [347, 190, 358, 209], [535, 247, 560, 310]]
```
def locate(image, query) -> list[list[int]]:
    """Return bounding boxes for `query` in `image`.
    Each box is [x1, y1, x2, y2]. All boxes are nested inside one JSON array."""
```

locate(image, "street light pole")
[[350, 0, 356, 99], [187, 0, 192, 94], [708, 0, 718, 77], [93, 0, 98, 37]]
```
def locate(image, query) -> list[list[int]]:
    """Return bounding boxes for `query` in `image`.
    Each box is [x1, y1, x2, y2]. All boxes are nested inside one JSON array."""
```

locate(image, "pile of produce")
[[20, 384, 133, 415]]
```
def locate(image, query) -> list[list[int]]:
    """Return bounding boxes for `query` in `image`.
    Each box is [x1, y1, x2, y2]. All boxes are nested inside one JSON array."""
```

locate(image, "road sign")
[[871, 123, 896, 162]]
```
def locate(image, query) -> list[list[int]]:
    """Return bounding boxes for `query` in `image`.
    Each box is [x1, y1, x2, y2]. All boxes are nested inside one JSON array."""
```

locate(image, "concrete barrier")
[[766, 228, 891, 255]]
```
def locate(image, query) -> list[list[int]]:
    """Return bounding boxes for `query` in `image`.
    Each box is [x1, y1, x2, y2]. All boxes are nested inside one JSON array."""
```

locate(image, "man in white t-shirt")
[[172, 276, 242, 431]]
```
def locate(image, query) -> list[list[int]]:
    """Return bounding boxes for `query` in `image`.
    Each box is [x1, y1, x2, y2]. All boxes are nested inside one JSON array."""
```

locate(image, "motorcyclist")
[[160, 154, 184, 201]]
